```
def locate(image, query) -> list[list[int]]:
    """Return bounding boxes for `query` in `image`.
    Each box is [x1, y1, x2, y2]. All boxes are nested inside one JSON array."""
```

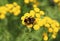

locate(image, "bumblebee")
[[24, 17, 35, 25]]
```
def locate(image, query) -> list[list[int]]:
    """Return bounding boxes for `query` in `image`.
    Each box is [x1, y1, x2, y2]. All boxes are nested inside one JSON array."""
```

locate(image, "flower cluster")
[[21, 6, 60, 41], [0, 2, 21, 19], [22, 1, 60, 40], [0, 6, 8, 19], [6, 2, 21, 16], [21, 7, 44, 30], [42, 17, 60, 41], [0, 1, 60, 41]]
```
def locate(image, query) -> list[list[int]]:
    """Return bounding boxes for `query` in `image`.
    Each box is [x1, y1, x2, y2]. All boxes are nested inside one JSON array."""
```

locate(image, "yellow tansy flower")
[[24, 0, 29, 4], [21, 16, 26, 20], [13, 2, 18, 6], [48, 28, 53, 33], [24, 13, 30, 17], [34, 7, 40, 12], [5, 4, 14, 11], [33, 4, 37, 8], [53, 27, 59, 33], [52, 33, 57, 39], [43, 33, 48, 41], [38, 21, 44, 26], [33, 24, 40, 30], [44, 23, 50, 28], [0, 6, 7, 14], [35, 13, 40, 18], [0, 6, 7, 19], [39, 11, 45, 15], [30, 10, 35, 17], [13, 10, 20, 16], [0, 14, 5, 19], [5, 2, 21, 16]]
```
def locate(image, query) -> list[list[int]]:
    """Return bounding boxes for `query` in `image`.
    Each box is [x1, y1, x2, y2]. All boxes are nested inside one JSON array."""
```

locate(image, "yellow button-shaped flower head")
[[39, 11, 45, 16], [43, 33, 48, 41], [30, 10, 35, 17], [33, 24, 40, 30], [52, 34, 56, 39], [0, 14, 5, 19], [34, 7, 40, 12], [52, 20, 59, 27], [13, 10, 20, 16], [5, 4, 14, 11], [37, 19, 45, 27], [43, 36, 48, 41], [13, 2, 18, 6], [24, 13, 31, 17], [21, 16, 26, 20], [5, 2, 21, 16], [48, 28, 53, 33], [0, 6, 7, 14], [44, 17, 52, 24], [35, 13, 40, 18], [24, 0, 29, 4], [51, 24, 56, 28], [44, 23, 50, 28], [11, 5, 21, 16], [33, 4, 37, 8], [53, 27, 59, 33]]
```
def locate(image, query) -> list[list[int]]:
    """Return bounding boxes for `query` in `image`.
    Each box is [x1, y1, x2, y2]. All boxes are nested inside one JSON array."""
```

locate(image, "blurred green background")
[[0, 0, 60, 41]]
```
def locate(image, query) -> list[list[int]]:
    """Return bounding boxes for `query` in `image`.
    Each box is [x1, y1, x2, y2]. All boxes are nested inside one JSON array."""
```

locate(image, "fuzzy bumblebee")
[[24, 17, 35, 25]]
